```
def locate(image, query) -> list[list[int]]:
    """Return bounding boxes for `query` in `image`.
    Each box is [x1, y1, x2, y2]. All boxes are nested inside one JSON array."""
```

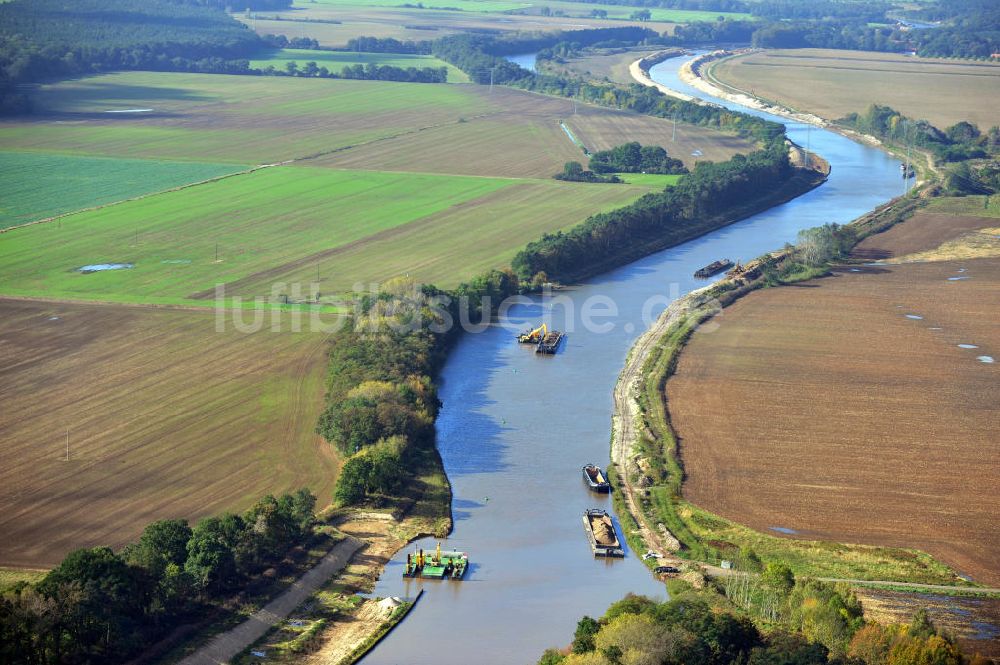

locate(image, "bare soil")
[[667, 258, 1000, 585], [0, 299, 338, 568], [853, 211, 1000, 261]]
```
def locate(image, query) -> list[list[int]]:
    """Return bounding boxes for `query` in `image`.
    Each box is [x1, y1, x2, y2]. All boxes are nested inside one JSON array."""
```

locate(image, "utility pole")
[[65, 429, 69, 462], [489, 68, 494, 95], [672, 112, 677, 142]]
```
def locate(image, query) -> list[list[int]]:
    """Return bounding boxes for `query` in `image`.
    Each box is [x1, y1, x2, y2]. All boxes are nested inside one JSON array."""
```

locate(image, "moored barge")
[[694, 259, 734, 279], [536, 331, 564, 354], [582, 464, 611, 493], [582, 509, 624, 557]]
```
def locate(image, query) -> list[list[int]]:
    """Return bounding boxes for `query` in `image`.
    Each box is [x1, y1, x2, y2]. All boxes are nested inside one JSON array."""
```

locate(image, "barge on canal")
[[582, 464, 611, 493], [403, 543, 468, 580], [694, 259, 734, 279], [582, 509, 624, 557], [536, 330, 563, 354]]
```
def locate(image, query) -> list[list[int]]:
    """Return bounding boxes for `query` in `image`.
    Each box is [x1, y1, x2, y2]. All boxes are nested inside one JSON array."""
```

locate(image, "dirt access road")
[[179, 536, 361, 665]]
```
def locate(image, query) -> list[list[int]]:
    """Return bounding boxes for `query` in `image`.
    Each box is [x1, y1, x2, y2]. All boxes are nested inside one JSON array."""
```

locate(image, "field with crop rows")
[[0, 151, 243, 229], [0, 298, 339, 568]]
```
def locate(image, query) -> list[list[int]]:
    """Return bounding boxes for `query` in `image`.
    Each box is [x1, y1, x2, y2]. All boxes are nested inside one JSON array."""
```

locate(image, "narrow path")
[[179, 536, 362, 665], [818, 579, 1000, 595]]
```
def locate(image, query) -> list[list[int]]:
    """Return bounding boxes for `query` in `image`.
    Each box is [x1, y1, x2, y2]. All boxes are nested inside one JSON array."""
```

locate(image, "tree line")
[[258, 61, 448, 83], [514, 139, 793, 283], [841, 104, 998, 164], [0, 490, 317, 664]]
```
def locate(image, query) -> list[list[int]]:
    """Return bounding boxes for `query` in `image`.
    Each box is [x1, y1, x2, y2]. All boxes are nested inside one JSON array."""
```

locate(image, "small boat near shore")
[[403, 543, 468, 580], [582, 464, 611, 493], [582, 509, 624, 557], [694, 259, 734, 279]]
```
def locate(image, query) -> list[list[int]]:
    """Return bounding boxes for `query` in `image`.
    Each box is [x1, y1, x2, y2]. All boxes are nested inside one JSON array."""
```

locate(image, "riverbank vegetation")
[[537, 581, 982, 665], [0, 490, 322, 664]]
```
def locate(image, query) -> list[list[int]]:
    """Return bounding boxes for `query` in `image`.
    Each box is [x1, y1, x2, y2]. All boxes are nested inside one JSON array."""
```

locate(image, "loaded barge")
[[694, 259, 734, 279], [582, 464, 611, 493], [582, 509, 624, 557], [403, 543, 468, 580], [516, 323, 565, 354]]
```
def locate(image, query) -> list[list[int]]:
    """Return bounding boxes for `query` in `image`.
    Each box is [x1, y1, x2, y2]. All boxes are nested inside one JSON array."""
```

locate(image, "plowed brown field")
[[0, 299, 338, 568], [668, 244, 1000, 583]]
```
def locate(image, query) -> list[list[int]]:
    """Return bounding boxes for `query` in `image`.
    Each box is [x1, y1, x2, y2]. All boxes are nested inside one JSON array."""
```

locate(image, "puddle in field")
[[161, 259, 191, 264], [905, 314, 924, 320], [769, 526, 799, 535], [971, 621, 1000, 641], [929, 327, 943, 331], [105, 108, 153, 113], [948, 276, 971, 281], [849, 268, 861, 272], [977, 356, 995, 364], [958, 268, 967, 273], [78, 263, 134, 273], [958, 344, 979, 349], [47, 316, 60, 321]]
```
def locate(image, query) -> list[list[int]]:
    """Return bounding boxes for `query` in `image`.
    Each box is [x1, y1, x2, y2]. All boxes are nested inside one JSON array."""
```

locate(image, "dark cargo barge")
[[694, 259, 734, 279], [582, 464, 611, 492]]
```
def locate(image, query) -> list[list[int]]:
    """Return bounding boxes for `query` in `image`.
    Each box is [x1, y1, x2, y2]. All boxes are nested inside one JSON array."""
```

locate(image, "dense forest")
[[256, 61, 449, 83], [0, 0, 261, 112], [1, 490, 317, 663]]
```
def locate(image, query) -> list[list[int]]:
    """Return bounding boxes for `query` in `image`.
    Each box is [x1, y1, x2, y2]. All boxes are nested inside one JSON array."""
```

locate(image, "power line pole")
[[489, 68, 494, 95], [672, 112, 677, 142], [65, 429, 70, 462]]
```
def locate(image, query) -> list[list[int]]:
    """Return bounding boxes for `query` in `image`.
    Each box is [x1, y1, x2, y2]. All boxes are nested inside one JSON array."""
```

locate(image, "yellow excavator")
[[517, 322, 547, 344]]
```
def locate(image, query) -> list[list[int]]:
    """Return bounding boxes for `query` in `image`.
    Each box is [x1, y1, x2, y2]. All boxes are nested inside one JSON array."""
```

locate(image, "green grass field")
[[249, 49, 470, 82], [0, 151, 244, 229], [0, 166, 514, 303], [0, 72, 489, 164], [615, 173, 683, 187], [526, 0, 751, 21]]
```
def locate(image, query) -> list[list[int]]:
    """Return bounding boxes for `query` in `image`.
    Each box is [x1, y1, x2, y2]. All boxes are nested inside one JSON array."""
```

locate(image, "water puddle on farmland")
[[948, 276, 971, 281], [77, 263, 134, 273], [47, 316, 60, 321], [977, 356, 995, 364], [929, 327, 943, 331], [105, 108, 153, 113], [768, 526, 799, 535], [905, 314, 924, 320], [958, 344, 979, 349]]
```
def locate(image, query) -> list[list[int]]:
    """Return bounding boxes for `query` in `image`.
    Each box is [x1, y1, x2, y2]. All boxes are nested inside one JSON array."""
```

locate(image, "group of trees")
[[589, 141, 688, 175], [345, 36, 433, 54], [842, 104, 998, 164], [257, 60, 448, 82], [515, 139, 792, 283], [540, 579, 978, 665], [0, 0, 262, 113], [555, 161, 623, 183], [0, 490, 316, 664]]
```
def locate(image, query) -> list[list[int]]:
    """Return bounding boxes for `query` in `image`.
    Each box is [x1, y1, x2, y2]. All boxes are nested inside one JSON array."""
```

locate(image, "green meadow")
[[0, 166, 513, 303], [614, 173, 683, 187], [0, 151, 243, 229], [250, 49, 470, 82]]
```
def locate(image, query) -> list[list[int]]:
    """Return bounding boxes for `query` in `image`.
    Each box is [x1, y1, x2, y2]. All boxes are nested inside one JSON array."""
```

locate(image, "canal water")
[[362, 53, 902, 664]]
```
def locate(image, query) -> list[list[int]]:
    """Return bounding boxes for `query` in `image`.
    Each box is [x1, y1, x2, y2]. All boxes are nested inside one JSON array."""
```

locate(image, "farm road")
[[179, 535, 362, 665]]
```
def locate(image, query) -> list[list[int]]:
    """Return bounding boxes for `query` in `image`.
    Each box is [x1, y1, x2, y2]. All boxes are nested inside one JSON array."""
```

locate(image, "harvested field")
[[316, 86, 740, 177], [853, 210, 1000, 260], [248, 48, 469, 83], [565, 110, 755, 168], [668, 256, 1000, 585], [238, 3, 679, 48], [0, 151, 242, 229], [0, 298, 339, 568], [0, 72, 491, 164], [545, 46, 663, 86], [710, 48, 1000, 129]]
